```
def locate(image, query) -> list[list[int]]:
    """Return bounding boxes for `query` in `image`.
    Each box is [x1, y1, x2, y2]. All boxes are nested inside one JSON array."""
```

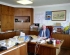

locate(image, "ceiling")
[[0, 0, 70, 7]]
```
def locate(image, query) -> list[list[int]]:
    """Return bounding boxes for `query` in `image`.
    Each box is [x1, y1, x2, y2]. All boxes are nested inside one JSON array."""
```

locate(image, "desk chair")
[[46, 26, 53, 38]]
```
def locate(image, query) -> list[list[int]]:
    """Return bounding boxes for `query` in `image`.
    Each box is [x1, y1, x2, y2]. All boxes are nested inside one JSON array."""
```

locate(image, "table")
[[29, 31, 70, 48], [0, 42, 27, 55], [28, 39, 63, 55], [52, 33, 70, 48]]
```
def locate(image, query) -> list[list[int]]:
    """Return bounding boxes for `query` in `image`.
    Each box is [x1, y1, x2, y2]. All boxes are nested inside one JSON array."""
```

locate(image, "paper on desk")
[[30, 35, 38, 39], [20, 32, 25, 37], [31, 39, 37, 42]]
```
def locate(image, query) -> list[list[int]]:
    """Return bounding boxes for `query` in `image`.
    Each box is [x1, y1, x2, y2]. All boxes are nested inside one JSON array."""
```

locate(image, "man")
[[38, 25, 50, 39]]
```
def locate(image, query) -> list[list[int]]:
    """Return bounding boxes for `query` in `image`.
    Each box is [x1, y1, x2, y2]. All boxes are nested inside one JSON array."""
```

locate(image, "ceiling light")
[[17, 0, 33, 5]]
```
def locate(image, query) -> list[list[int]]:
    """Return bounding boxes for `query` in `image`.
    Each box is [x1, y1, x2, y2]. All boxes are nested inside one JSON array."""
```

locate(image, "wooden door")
[[1, 15, 8, 31], [7, 15, 14, 30], [1, 15, 14, 31], [8, 7, 14, 15], [1, 5, 9, 15], [0, 4, 1, 15]]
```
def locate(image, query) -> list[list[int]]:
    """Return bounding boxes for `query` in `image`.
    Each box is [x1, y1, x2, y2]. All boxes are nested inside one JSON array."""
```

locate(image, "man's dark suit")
[[38, 28, 50, 38]]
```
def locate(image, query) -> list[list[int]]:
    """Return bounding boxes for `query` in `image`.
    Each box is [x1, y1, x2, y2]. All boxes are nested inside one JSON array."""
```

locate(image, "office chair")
[[46, 26, 53, 38]]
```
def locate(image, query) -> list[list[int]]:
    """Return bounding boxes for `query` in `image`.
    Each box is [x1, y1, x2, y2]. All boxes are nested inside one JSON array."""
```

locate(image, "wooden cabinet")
[[4, 32, 16, 39], [15, 8, 32, 16], [0, 31, 20, 40], [15, 8, 23, 16], [22, 9, 31, 16], [29, 31, 39, 35], [0, 4, 33, 33], [1, 5, 9, 15], [0, 4, 1, 15], [14, 8, 33, 35], [1, 5, 14, 15], [0, 32, 16, 40], [0, 4, 14, 31], [1, 15, 14, 31], [0, 5, 1, 31], [14, 22, 30, 35], [8, 6, 14, 15]]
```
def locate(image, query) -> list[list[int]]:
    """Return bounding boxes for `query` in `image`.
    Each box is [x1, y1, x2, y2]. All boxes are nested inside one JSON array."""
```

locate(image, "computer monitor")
[[34, 23, 39, 27]]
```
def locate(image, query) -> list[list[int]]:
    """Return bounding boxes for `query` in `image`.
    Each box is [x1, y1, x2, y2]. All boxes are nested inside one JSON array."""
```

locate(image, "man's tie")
[[43, 31, 44, 37]]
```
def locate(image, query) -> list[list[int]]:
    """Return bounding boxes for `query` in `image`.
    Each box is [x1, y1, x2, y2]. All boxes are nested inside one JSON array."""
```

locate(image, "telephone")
[[29, 36, 33, 41]]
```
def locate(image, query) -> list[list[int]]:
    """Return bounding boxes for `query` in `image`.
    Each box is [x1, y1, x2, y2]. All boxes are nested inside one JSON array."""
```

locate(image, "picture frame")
[[45, 11, 52, 20], [52, 10, 66, 21]]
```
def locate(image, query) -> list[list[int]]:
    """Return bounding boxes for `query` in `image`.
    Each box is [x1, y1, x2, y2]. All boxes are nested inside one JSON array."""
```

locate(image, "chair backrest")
[[46, 26, 53, 38]]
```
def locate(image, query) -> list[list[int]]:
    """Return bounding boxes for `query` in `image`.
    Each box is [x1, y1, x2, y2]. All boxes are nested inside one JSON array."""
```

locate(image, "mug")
[[52, 40, 56, 46], [56, 40, 60, 44]]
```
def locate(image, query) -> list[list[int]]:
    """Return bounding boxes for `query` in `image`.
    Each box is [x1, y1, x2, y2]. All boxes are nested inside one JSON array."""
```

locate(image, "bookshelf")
[[15, 16, 30, 23]]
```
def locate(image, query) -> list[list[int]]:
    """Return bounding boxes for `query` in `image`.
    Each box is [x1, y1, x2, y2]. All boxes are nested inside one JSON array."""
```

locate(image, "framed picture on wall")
[[45, 11, 52, 20], [52, 10, 66, 21]]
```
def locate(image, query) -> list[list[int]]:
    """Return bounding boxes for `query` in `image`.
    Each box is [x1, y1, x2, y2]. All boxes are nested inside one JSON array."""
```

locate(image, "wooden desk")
[[0, 43, 27, 55], [52, 33, 70, 48], [29, 31, 70, 48], [28, 40, 63, 55]]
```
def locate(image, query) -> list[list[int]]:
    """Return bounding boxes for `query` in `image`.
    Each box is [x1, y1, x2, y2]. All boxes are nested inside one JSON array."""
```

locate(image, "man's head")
[[42, 25, 46, 30]]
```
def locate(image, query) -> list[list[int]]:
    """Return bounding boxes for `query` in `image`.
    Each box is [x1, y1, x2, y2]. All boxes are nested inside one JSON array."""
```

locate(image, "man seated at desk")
[[38, 25, 50, 39]]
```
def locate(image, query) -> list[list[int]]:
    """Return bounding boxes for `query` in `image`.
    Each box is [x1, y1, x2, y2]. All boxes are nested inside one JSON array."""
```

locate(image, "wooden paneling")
[[1, 15, 14, 31], [15, 8, 32, 16], [16, 31, 20, 36], [14, 8, 33, 35], [1, 5, 9, 15], [15, 8, 23, 16], [0, 31, 20, 40], [0, 4, 33, 35], [14, 23, 30, 29], [2, 43, 27, 55], [4, 32, 16, 39], [0, 4, 1, 30], [14, 23, 30, 34], [8, 6, 14, 15], [22, 8, 31, 16], [20, 43, 27, 55], [0, 4, 1, 15], [0, 33, 5, 40], [28, 42, 59, 55], [0, 5, 14, 32], [0, 32, 15, 40], [4, 48, 20, 55], [29, 31, 39, 35], [52, 33, 70, 48], [39, 46, 56, 55], [30, 8, 33, 24], [1, 5, 14, 15], [1, 15, 8, 28]]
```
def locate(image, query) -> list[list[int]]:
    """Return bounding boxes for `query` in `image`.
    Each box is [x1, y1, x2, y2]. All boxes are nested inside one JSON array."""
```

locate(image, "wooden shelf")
[[15, 16, 30, 23]]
